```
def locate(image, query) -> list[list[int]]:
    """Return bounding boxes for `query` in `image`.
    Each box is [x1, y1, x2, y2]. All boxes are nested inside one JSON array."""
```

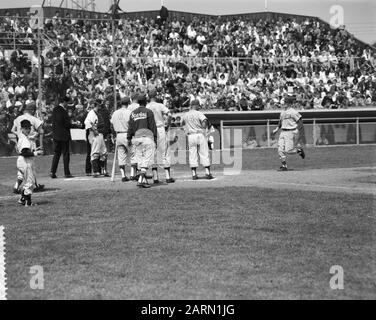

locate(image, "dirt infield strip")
[[0, 166, 375, 202]]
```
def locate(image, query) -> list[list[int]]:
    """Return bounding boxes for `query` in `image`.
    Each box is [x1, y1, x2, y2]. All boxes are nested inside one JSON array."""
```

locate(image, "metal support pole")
[[267, 119, 270, 147], [112, 17, 117, 111], [313, 118, 316, 146], [356, 118, 360, 145], [37, 26, 42, 104], [220, 120, 224, 150]]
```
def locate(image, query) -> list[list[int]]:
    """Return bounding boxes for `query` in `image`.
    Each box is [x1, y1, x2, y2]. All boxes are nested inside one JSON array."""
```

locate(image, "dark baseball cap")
[[148, 89, 157, 98], [25, 102, 36, 112], [121, 96, 131, 105], [20, 119, 32, 128], [137, 93, 147, 105], [190, 99, 200, 107]]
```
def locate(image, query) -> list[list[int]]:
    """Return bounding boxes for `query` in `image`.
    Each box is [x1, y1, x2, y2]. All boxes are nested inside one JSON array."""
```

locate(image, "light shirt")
[[110, 108, 131, 133], [146, 101, 170, 127], [84, 109, 98, 130], [280, 107, 301, 130], [182, 110, 207, 134], [13, 114, 43, 137]]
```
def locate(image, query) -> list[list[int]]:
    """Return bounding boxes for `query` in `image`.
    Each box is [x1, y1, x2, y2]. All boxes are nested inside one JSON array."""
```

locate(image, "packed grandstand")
[[0, 6, 375, 155]]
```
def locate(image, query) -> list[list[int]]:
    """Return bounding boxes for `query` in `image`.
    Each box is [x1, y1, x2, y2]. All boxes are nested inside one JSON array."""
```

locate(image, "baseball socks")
[[119, 165, 129, 182], [92, 159, 101, 177], [152, 167, 159, 183], [13, 179, 23, 194], [137, 169, 151, 188], [165, 167, 175, 183], [280, 161, 288, 171], [130, 164, 137, 180], [205, 166, 214, 179], [191, 167, 198, 180]]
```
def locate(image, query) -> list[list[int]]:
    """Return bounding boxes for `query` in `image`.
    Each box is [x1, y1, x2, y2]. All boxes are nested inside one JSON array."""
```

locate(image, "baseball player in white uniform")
[[110, 97, 132, 182], [11, 102, 44, 193], [273, 96, 306, 171], [146, 89, 175, 184], [182, 100, 214, 180], [84, 101, 109, 177], [16, 120, 44, 206]]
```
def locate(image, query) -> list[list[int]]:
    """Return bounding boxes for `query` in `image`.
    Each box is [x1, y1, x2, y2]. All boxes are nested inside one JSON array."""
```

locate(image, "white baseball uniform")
[[84, 110, 107, 161], [16, 133, 36, 195], [110, 107, 132, 166], [146, 101, 171, 168], [278, 107, 302, 161], [182, 109, 210, 168]]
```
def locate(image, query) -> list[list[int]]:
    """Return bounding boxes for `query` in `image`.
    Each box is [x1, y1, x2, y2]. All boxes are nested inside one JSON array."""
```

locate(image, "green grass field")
[[0, 146, 375, 299]]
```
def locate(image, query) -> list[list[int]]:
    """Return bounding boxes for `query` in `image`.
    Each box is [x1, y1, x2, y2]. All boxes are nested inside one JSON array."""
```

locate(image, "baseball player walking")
[[16, 120, 44, 206], [182, 100, 214, 180], [110, 97, 132, 182], [127, 93, 158, 188], [146, 89, 175, 184], [273, 95, 306, 171], [11, 102, 44, 193], [84, 100, 110, 177]]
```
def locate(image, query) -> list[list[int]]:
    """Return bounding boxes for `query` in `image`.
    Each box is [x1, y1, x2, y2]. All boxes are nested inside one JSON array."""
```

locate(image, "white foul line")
[[0, 225, 7, 300]]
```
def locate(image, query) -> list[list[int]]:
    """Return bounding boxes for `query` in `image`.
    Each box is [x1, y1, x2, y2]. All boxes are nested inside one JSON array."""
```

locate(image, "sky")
[[0, 0, 375, 44]]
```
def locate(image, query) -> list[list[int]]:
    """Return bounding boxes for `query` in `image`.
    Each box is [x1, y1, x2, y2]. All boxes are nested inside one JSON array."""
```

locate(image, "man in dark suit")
[[50, 96, 73, 178]]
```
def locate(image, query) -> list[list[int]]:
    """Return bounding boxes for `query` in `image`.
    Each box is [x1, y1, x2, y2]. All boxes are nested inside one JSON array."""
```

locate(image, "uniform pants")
[[17, 156, 35, 196], [153, 126, 170, 168], [88, 132, 108, 161], [278, 129, 299, 161], [188, 133, 210, 168], [134, 136, 155, 169], [116, 133, 128, 166]]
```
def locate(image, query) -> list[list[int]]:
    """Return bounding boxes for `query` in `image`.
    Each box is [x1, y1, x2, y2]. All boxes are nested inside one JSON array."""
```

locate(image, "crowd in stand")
[[1, 10, 376, 154]]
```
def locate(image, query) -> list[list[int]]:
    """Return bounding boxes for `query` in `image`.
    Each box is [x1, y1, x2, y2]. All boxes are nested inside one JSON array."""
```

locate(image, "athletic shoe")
[[297, 148, 305, 159], [192, 175, 198, 180], [205, 174, 214, 180], [102, 173, 110, 177], [166, 178, 175, 183], [130, 176, 137, 181], [137, 182, 151, 188], [279, 166, 288, 171], [34, 184, 45, 192], [13, 187, 21, 194], [18, 197, 25, 205], [65, 174, 74, 178], [25, 202, 36, 207], [50, 173, 57, 179], [153, 180, 160, 184], [121, 176, 130, 182]]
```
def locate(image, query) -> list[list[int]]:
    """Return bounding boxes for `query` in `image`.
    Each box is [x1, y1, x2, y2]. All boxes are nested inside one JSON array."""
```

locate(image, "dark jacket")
[[52, 104, 71, 141], [127, 106, 157, 144]]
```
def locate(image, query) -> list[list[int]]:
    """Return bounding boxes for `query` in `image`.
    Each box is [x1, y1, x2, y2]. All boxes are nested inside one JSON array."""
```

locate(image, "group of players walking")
[[11, 91, 305, 206]]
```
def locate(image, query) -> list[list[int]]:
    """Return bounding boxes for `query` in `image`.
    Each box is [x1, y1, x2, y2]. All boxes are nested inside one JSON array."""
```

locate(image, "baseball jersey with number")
[[280, 108, 301, 130], [146, 101, 170, 127], [111, 108, 131, 133], [182, 110, 207, 134]]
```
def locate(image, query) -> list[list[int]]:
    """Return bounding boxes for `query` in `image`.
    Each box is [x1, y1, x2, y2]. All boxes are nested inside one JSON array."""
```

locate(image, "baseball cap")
[[131, 93, 139, 101], [20, 119, 32, 128], [25, 102, 36, 112], [148, 89, 157, 99], [190, 99, 200, 107], [137, 93, 147, 104], [121, 96, 131, 105]]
